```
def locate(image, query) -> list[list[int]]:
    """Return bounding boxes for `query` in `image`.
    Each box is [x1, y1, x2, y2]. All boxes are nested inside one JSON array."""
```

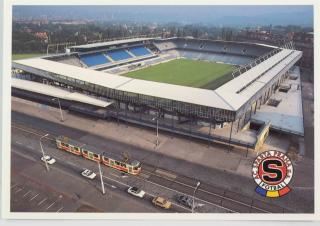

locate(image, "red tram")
[[55, 136, 141, 175]]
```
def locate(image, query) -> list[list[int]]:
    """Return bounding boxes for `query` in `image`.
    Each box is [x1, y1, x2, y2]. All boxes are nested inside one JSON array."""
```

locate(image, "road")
[[10, 112, 289, 213], [11, 140, 191, 213]]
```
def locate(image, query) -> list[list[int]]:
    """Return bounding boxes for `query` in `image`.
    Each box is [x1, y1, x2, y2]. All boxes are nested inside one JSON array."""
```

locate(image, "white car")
[[127, 186, 146, 198], [81, 169, 96, 179], [41, 155, 56, 165]]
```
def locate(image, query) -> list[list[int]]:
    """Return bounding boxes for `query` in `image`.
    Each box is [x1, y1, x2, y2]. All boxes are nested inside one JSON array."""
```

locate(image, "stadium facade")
[[12, 37, 303, 150]]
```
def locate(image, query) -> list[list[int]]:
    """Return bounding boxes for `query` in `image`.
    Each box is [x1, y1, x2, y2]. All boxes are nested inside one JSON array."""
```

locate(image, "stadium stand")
[[107, 49, 132, 61], [178, 50, 252, 65], [50, 55, 84, 68], [129, 46, 151, 57], [154, 38, 272, 58], [80, 53, 109, 67], [154, 40, 178, 51]]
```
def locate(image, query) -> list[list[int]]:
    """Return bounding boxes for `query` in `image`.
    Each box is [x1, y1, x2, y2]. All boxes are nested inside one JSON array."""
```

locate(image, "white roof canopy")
[[12, 78, 112, 108], [70, 37, 155, 49]]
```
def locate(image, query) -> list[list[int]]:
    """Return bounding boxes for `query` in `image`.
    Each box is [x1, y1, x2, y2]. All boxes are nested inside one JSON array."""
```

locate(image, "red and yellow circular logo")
[[252, 150, 293, 198]]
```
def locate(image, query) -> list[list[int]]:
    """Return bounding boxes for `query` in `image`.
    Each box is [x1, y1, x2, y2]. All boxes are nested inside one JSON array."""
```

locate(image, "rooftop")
[[12, 78, 112, 108], [70, 37, 156, 50], [215, 49, 302, 110], [251, 66, 304, 136]]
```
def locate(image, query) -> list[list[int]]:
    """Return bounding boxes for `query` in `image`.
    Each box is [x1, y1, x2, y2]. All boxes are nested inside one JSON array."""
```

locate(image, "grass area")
[[123, 59, 234, 90], [12, 53, 44, 60]]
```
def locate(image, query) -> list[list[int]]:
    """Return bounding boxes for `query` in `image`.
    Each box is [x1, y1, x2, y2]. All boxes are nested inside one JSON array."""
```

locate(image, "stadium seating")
[[80, 53, 109, 67], [107, 49, 132, 61], [129, 46, 151, 57], [155, 38, 272, 58], [153, 41, 177, 51], [178, 50, 252, 65], [53, 55, 84, 68]]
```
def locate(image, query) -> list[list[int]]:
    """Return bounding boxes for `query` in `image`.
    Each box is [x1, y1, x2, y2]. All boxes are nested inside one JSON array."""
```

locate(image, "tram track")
[[137, 164, 279, 213], [10, 120, 288, 213]]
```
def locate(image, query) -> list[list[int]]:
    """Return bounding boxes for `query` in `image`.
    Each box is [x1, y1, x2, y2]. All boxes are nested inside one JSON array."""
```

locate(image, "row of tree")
[[12, 21, 311, 54], [12, 21, 239, 53]]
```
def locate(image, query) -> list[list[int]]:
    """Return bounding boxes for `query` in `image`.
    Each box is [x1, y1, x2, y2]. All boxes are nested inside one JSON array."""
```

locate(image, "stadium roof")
[[253, 43, 278, 48], [161, 37, 278, 48], [13, 58, 233, 110], [215, 49, 302, 110], [12, 78, 112, 108], [12, 48, 302, 112], [70, 37, 156, 49]]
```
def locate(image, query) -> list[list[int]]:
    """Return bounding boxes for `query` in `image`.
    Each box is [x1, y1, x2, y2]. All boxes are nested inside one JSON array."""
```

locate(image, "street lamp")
[[52, 97, 64, 122], [40, 133, 50, 171], [97, 161, 105, 195], [152, 116, 159, 147], [192, 181, 201, 213]]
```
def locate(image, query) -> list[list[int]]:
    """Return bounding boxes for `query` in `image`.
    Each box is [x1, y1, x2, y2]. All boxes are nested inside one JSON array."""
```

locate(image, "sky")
[[13, 5, 313, 27]]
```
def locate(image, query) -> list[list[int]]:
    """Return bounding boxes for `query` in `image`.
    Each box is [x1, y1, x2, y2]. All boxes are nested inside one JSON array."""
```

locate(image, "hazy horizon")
[[13, 5, 313, 27]]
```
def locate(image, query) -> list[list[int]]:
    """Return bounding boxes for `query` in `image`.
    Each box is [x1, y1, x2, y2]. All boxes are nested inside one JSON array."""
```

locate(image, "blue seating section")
[[107, 49, 132, 61], [79, 46, 152, 67], [130, 46, 151, 57], [80, 53, 109, 67]]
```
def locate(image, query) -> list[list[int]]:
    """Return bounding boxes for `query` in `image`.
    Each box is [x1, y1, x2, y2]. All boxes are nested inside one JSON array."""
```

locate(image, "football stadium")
[[11, 37, 303, 151]]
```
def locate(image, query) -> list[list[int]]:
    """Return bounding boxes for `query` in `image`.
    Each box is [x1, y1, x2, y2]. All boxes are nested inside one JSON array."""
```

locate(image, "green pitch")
[[123, 59, 234, 90], [12, 53, 44, 60]]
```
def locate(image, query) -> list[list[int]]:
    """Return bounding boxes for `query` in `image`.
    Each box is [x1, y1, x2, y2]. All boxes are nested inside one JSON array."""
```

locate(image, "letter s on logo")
[[262, 159, 283, 183]]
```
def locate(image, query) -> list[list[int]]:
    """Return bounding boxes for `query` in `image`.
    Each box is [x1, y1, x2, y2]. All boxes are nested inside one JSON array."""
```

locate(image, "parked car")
[[127, 186, 146, 198], [176, 195, 193, 208], [81, 169, 96, 179], [41, 155, 56, 165], [152, 196, 172, 209]]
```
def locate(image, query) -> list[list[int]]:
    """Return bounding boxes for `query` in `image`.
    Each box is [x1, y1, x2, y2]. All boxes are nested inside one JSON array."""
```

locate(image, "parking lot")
[[10, 174, 76, 212]]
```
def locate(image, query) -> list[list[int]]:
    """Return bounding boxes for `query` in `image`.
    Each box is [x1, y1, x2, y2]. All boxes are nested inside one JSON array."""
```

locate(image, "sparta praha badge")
[[252, 150, 294, 198]]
